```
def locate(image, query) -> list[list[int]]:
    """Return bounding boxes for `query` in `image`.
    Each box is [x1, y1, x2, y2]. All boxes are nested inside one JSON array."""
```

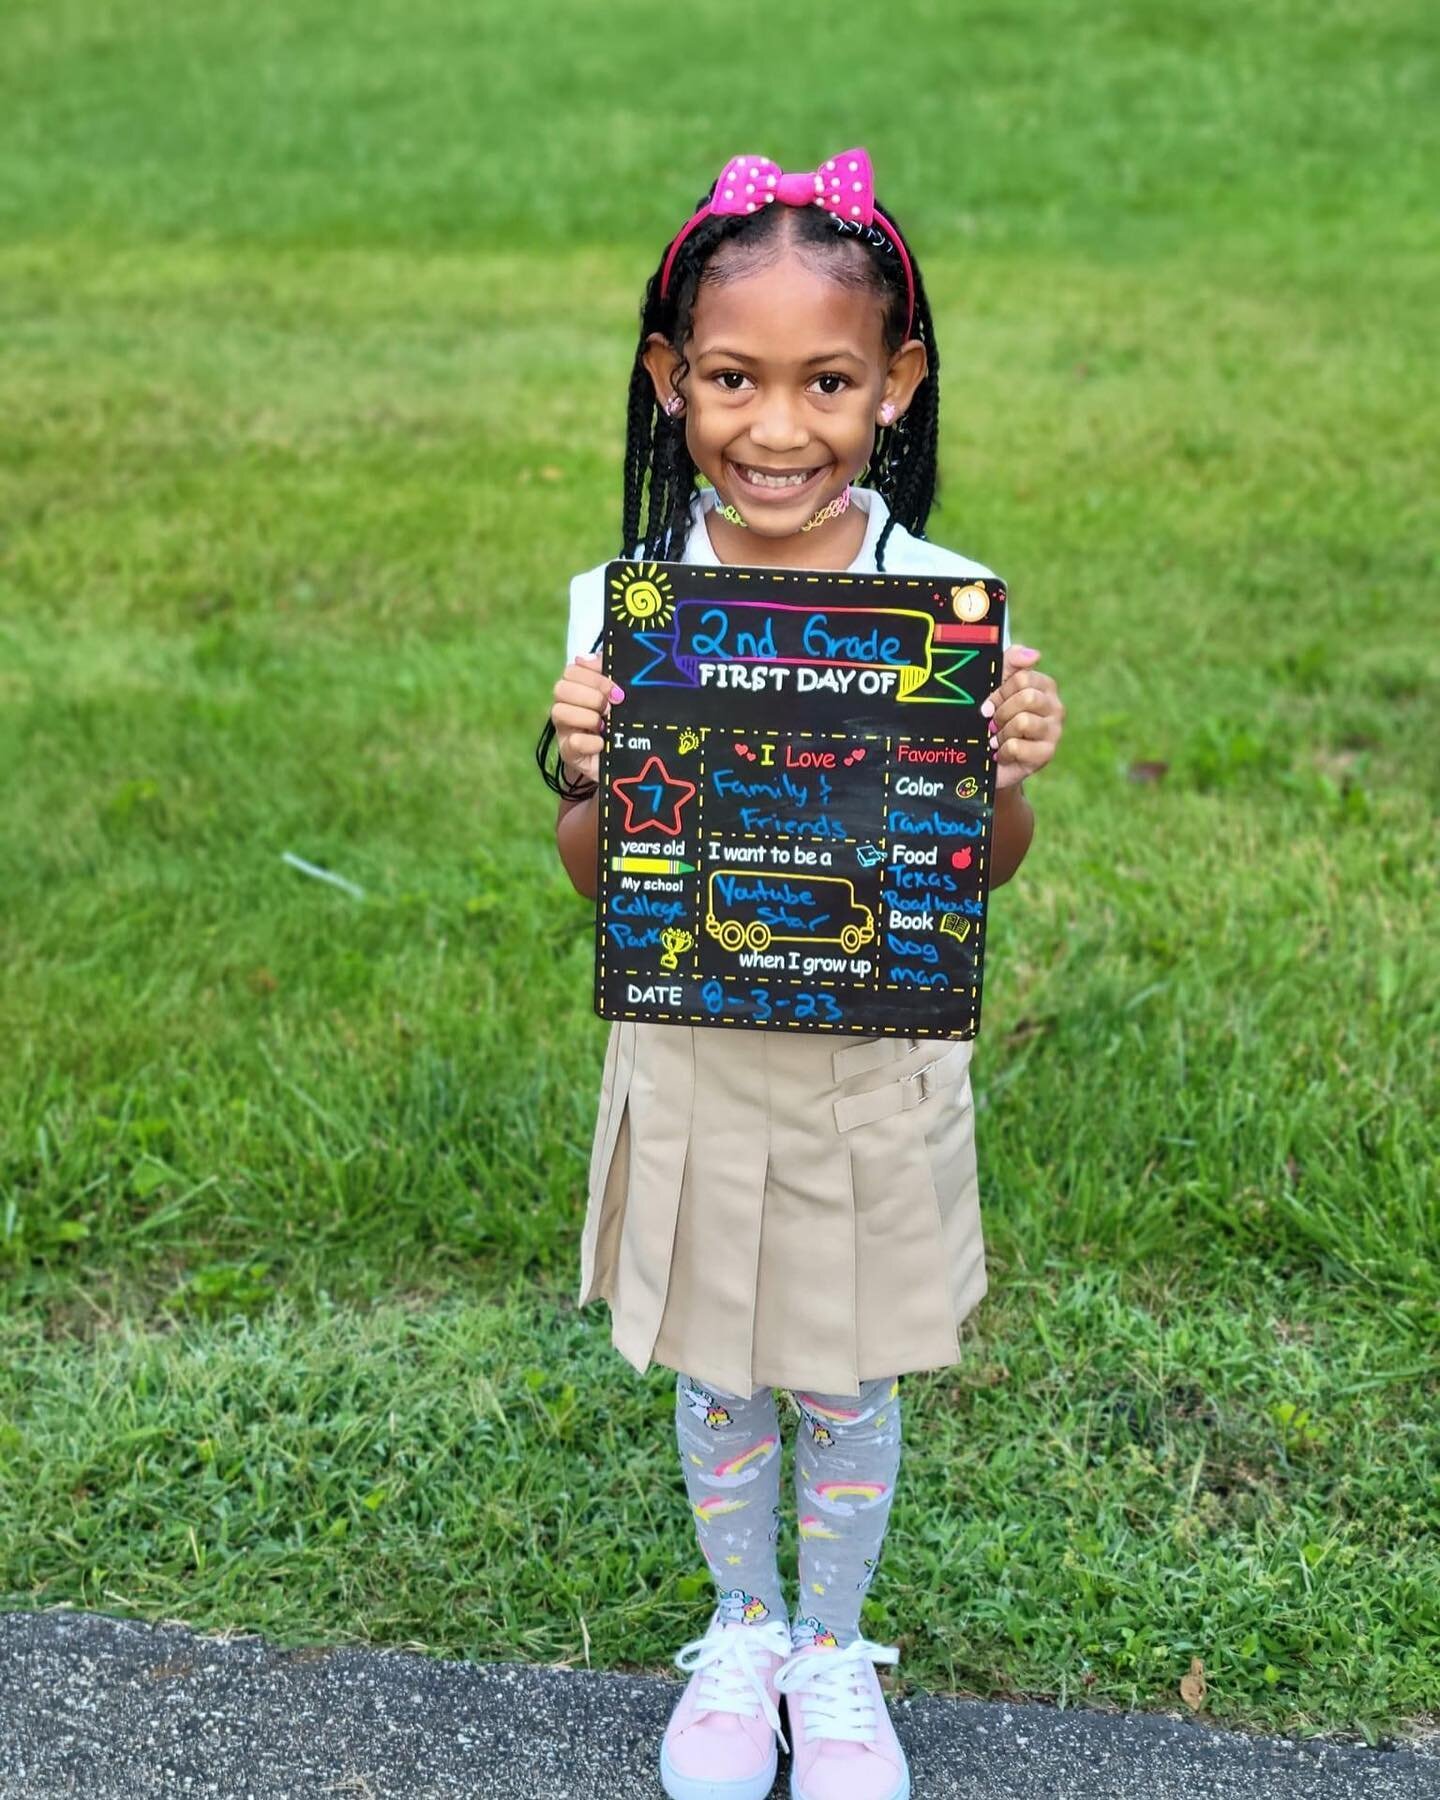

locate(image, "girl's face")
[[644, 247, 927, 549]]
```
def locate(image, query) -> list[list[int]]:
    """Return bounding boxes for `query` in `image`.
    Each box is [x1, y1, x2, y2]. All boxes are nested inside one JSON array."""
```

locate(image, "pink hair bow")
[[659, 146, 915, 339]]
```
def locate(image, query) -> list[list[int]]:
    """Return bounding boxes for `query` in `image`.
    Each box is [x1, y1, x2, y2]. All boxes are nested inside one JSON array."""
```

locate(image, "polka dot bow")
[[713, 148, 878, 222], [659, 146, 915, 338]]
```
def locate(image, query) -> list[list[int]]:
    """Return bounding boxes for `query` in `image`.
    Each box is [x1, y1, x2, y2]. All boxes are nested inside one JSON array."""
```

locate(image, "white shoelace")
[[674, 1619, 793, 1749], [774, 1636, 900, 1744]]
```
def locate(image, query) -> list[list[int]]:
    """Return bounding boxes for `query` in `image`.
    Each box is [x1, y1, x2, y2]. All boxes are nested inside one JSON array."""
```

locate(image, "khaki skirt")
[[578, 1023, 988, 1399]]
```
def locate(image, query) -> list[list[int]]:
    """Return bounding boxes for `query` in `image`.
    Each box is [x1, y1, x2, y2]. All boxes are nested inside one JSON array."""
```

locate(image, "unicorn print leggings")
[[675, 1373, 902, 1650]]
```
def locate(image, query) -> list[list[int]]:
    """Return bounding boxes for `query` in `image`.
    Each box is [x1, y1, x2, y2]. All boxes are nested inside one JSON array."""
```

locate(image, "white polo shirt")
[[565, 486, 1010, 662]]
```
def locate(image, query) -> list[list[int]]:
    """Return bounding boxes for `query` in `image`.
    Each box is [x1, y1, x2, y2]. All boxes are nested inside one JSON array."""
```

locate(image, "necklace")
[[715, 487, 852, 533]]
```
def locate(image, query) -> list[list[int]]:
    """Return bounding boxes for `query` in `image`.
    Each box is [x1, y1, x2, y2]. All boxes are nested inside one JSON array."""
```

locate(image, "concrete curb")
[[1, 1611, 1435, 1799]]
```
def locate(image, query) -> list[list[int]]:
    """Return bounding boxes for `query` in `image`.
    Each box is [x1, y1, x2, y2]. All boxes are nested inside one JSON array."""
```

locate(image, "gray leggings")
[[675, 1373, 902, 1649]]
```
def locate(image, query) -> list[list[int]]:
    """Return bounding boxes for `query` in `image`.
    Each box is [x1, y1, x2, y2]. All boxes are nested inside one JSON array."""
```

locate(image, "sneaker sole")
[[660, 1741, 780, 1800], [791, 1768, 909, 1800]]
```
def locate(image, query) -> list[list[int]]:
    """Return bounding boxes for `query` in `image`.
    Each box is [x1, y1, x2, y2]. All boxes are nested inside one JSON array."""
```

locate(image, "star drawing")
[[612, 754, 697, 836]]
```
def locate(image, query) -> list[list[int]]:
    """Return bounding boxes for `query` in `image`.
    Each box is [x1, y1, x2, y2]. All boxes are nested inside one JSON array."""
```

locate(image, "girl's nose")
[[749, 395, 810, 452]]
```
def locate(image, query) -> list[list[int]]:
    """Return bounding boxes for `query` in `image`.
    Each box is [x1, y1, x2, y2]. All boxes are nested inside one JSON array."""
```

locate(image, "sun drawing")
[[610, 563, 675, 629]]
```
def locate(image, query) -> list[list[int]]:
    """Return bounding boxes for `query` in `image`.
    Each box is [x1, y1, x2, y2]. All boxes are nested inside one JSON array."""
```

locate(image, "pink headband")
[[659, 147, 916, 340]]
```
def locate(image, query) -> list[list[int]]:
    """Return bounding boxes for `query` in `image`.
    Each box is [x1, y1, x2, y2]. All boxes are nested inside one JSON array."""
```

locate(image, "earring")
[[878, 402, 896, 426], [663, 395, 684, 418]]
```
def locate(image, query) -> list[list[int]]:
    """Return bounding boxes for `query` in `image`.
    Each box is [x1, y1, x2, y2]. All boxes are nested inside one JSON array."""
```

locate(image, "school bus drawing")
[[705, 870, 876, 956]]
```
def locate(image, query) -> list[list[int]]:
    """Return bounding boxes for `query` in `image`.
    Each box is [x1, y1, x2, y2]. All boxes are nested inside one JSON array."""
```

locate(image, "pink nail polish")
[[610, 684, 625, 703]]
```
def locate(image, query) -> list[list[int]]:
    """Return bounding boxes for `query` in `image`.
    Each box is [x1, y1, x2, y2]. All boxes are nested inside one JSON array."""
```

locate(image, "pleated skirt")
[[577, 1022, 988, 1399]]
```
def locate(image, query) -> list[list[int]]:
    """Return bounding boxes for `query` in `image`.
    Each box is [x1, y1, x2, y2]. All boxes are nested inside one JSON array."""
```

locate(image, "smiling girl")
[[538, 150, 1064, 1800]]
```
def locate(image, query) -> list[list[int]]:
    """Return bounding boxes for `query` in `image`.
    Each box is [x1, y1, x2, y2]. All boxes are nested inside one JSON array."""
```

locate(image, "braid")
[[621, 360, 653, 565], [537, 185, 943, 797], [535, 210, 718, 801], [863, 208, 939, 570]]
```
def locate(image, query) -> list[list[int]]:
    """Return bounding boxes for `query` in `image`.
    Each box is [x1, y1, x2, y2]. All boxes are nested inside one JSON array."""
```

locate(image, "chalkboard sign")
[[593, 559, 1007, 1038]]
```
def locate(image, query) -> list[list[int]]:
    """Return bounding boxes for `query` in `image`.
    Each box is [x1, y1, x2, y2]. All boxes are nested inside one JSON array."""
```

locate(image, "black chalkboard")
[[593, 558, 1007, 1037]]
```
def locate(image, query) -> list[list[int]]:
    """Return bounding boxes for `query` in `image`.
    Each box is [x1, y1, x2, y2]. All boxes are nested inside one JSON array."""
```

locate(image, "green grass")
[[1, 0, 1437, 1751]]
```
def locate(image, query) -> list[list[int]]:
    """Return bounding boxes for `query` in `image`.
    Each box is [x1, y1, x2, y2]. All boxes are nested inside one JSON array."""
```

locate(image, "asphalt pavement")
[[2, 1610, 1435, 1799]]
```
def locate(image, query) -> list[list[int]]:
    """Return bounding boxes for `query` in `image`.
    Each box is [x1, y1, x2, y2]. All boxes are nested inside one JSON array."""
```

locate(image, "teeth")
[[740, 466, 814, 488]]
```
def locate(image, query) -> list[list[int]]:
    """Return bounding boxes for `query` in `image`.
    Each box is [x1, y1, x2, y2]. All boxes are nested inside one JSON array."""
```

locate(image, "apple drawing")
[[951, 847, 973, 871]]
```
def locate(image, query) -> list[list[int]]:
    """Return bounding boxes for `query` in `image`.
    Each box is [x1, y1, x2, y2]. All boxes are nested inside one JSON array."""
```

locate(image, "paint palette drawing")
[[593, 559, 1007, 1037]]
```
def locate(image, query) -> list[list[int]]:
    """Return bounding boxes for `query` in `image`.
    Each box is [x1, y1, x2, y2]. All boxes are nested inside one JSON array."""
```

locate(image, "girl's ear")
[[642, 332, 685, 413], [878, 339, 929, 426]]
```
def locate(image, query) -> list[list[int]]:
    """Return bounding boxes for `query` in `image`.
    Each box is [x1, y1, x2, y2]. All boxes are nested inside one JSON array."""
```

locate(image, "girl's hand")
[[551, 652, 623, 788], [981, 645, 1064, 791]]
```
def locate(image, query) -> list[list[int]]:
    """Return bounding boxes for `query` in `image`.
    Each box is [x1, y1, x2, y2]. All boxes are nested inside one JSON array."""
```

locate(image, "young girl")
[[539, 148, 1064, 1800]]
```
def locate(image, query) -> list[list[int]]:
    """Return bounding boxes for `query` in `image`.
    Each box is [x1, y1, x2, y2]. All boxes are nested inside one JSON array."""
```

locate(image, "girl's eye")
[[710, 371, 850, 395]]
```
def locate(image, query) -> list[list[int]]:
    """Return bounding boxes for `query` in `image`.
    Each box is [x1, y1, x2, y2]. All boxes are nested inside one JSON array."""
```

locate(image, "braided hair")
[[537, 189, 941, 800]]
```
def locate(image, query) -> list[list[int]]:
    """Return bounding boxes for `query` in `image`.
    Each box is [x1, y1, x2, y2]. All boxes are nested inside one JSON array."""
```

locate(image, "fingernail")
[[980, 700, 994, 718], [610, 684, 625, 703]]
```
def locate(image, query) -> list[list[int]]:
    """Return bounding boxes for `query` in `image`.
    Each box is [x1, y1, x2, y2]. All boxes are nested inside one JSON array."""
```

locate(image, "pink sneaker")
[[660, 1615, 793, 1800], [774, 1637, 910, 1800]]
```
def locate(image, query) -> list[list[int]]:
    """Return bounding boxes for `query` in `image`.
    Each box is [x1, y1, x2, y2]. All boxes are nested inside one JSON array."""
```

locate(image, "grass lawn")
[[2, 0, 1436, 1750]]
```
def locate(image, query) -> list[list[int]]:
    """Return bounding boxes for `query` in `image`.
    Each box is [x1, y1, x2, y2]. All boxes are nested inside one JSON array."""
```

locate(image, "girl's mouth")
[[725, 459, 832, 504]]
